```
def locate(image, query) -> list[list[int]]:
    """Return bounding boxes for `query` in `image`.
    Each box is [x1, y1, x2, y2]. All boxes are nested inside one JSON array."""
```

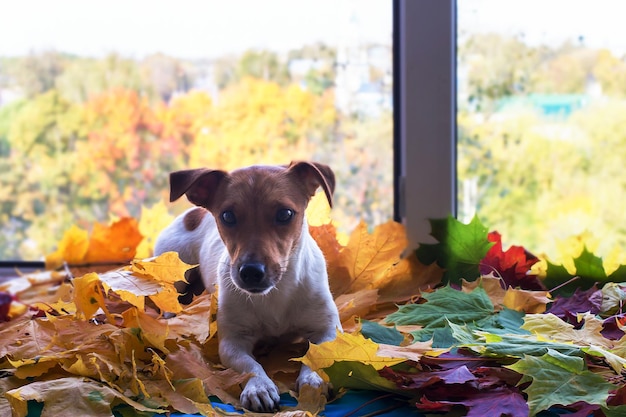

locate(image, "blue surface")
[[172, 390, 422, 416]]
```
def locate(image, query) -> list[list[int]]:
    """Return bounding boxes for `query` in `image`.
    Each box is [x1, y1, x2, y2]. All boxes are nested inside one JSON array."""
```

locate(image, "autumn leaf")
[[72, 272, 110, 320], [99, 252, 192, 314], [305, 191, 333, 227], [335, 220, 409, 293], [360, 319, 404, 346], [323, 361, 400, 392], [130, 251, 194, 284], [45, 224, 89, 269], [84, 217, 143, 263], [45, 218, 144, 269], [450, 318, 589, 358], [502, 287, 551, 314], [415, 215, 494, 284], [544, 246, 626, 296], [507, 349, 616, 416], [5, 377, 163, 417], [136, 201, 175, 259], [480, 231, 543, 290], [415, 388, 529, 417], [0, 292, 12, 322], [295, 330, 406, 372], [386, 285, 516, 346], [522, 312, 611, 349]]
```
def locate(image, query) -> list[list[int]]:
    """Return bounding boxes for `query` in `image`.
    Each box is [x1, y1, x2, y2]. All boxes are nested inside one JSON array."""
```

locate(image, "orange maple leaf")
[[84, 218, 143, 263]]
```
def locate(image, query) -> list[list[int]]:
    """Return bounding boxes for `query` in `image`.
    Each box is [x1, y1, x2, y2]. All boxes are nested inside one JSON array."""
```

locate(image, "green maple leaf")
[[449, 322, 582, 358], [506, 349, 614, 416], [574, 247, 607, 280], [544, 246, 626, 296], [415, 215, 493, 284], [324, 361, 399, 392], [360, 320, 404, 346], [386, 286, 524, 347]]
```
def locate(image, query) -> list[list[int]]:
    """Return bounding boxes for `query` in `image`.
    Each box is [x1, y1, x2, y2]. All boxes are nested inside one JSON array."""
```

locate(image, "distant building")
[[335, 1, 392, 117]]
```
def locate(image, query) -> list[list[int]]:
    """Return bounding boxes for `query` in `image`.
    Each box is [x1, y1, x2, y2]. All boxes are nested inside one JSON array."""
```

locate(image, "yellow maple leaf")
[[45, 225, 89, 269], [149, 284, 183, 314], [99, 269, 160, 311], [131, 251, 194, 284], [84, 217, 143, 263], [122, 308, 170, 353], [326, 220, 410, 297], [296, 330, 405, 372], [72, 272, 110, 320], [377, 252, 444, 304], [8, 356, 59, 379], [522, 312, 611, 349], [136, 201, 175, 259], [305, 191, 332, 227]]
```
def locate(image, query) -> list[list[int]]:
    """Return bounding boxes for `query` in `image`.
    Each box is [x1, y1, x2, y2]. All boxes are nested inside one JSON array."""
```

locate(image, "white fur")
[[154, 207, 341, 412]]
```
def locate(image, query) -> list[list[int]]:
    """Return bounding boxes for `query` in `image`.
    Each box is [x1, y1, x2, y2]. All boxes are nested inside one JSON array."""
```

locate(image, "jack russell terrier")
[[154, 161, 342, 412]]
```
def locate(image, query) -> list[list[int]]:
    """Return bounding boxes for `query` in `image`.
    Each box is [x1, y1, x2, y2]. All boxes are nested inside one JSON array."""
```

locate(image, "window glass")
[[0, 0, 393, 260], [458, 0, 626, 258]]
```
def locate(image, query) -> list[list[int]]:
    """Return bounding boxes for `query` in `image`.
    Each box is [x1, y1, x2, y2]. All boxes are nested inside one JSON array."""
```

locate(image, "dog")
[[154, 161, 342, 412]]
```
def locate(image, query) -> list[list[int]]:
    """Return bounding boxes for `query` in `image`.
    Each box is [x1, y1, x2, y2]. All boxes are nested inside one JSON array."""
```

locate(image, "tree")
[[141, 53, 194, 101], [55, 54, 146, 103], [7, 51, 65, 98]]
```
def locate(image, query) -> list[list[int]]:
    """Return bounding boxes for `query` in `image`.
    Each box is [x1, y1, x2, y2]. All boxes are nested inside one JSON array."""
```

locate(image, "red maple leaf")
[[0, 292, 13, 322], [480, 231, 544, 290]]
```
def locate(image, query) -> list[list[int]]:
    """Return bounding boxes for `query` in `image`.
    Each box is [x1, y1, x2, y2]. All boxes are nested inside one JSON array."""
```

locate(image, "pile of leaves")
[[1, 198, 626, 416]]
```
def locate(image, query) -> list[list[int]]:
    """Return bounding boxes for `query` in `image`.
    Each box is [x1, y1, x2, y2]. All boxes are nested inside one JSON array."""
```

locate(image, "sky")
[[3, 1, 626, 60], [459, 0, 626, 54], [0, 0, 391, 59]]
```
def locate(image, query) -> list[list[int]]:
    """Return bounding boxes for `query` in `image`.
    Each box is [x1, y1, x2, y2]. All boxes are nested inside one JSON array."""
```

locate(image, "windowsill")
[[0, 262, 46, 282]]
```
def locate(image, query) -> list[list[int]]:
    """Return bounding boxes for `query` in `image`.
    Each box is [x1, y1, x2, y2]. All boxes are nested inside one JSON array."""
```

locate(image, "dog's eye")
[[221, 210, 237, 225], [276, 209, 294, 224]]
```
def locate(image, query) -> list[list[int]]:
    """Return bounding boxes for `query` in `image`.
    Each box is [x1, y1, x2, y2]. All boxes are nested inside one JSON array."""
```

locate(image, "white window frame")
[[394, 0, 457, 248]]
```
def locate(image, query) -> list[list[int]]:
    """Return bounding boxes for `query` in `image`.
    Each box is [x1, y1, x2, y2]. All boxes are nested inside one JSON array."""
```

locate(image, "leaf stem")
[[548, 275, 581, 294]]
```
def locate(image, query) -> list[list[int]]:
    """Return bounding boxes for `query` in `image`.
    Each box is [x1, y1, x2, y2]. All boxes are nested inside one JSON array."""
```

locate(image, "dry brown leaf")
[[6, 377, 162, 417], [503, 287, 551, 313], [166, 292, 216, 343], [376, 340, 434, 363], [334, 289, 379, 323]]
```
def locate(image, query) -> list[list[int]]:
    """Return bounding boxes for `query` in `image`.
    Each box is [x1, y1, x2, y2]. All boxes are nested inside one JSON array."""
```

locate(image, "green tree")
[[7, 51, 65, 98], [236, 49, 289, 85], [0, 90, 82, 258], [55, 54, 146, 103]]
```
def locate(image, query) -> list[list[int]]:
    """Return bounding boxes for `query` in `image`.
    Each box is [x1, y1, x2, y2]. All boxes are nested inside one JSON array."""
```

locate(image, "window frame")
[[394, 0, 457, 248]]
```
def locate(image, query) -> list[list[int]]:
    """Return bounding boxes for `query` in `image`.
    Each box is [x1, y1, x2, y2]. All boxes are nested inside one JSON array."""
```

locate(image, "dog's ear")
[[287, 161, 335, 207], [169, 168, 227, 208]]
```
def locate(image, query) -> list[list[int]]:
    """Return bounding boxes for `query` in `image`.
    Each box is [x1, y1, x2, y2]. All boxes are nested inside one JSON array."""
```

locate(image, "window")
[[0, 0, 393, 262], [458, 0, 626, 259]]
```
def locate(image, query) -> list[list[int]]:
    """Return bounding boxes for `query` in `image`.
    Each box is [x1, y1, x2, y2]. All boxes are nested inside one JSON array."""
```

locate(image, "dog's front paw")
[[241, 375, 280, 412], [296, 371, 329, 397]]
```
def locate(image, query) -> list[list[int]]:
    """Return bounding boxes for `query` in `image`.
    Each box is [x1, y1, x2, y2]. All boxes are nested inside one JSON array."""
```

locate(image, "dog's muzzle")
[[238, 263, 271, 293]]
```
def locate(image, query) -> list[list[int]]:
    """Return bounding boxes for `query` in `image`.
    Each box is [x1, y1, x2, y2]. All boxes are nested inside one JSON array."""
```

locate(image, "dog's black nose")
[[239, 263, 266, 285]]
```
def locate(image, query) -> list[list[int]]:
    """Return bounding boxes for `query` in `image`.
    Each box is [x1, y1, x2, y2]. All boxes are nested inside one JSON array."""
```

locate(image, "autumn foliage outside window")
[[0, 2, 393, 260]]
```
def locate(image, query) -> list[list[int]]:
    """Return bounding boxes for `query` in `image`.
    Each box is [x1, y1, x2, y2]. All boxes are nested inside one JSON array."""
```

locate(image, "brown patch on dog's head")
[[167, 162, 335, 295], [183, 207, 208, 231]]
